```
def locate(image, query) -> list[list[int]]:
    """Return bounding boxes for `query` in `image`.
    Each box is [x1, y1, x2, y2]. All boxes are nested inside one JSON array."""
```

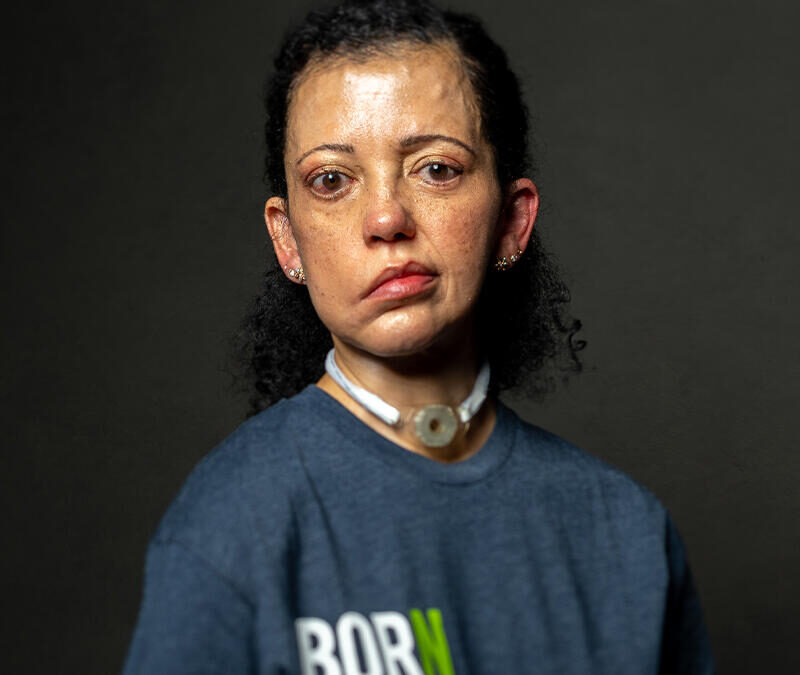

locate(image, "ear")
[[494, 178, 539, 262], [265, 197, 304, 283]]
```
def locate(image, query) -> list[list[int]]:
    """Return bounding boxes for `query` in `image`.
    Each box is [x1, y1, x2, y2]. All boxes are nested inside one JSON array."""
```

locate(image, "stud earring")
[[494, 249, 523, 271], [285, 266, 306, 283]]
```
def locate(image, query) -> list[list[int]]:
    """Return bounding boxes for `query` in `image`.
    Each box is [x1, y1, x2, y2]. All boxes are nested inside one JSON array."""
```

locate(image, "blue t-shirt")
[[123, 385, 714, 674]]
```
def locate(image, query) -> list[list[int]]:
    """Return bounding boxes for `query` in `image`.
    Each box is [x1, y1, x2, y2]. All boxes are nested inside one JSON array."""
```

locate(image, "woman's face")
[[267, 43, 532, 360]]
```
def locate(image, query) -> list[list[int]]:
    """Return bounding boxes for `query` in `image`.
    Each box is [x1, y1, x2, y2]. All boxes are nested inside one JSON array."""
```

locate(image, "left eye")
[[420, 163, 461, 183]]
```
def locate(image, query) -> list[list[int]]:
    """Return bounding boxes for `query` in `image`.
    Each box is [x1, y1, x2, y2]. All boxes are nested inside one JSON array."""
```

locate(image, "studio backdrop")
[[3, 0, 798, 673]]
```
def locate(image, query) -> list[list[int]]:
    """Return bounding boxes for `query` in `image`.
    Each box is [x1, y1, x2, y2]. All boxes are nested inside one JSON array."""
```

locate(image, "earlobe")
[[265, 197, 305, 284], [493, 179, 539, 269]]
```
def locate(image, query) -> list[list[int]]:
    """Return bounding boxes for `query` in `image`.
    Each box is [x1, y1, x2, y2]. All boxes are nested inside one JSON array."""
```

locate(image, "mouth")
[[364, 261, 438, 301]]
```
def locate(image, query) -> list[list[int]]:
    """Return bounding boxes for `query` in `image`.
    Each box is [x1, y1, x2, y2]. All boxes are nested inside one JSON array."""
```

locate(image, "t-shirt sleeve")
[[122, 539, 254, 675], [659, 516, 715, 675]]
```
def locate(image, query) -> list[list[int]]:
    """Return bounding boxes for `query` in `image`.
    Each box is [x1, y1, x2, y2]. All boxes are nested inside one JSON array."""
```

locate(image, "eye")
[[309, 171, 352, 197], [419, 162, 462, 185]]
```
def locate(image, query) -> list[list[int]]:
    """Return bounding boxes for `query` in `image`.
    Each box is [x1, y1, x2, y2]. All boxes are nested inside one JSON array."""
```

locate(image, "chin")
[[351, 331, 440, 359], [326, 303, 475, 360], [350, 316, 472, 361]]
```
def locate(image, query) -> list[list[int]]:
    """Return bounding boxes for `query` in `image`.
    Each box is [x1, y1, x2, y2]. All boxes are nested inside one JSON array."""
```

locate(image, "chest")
[[251, 478, 667, 674]]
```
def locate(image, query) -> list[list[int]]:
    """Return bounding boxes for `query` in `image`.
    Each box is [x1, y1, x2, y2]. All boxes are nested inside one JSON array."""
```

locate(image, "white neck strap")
[[324, 349, 491, 428]]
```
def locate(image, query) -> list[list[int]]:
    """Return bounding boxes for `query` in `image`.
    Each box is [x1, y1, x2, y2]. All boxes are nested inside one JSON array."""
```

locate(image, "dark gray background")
[[3, 0, 798, 672]]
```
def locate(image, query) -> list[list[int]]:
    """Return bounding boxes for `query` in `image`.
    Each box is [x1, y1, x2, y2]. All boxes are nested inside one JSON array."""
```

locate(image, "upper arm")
[[122, 540, 255, 675]]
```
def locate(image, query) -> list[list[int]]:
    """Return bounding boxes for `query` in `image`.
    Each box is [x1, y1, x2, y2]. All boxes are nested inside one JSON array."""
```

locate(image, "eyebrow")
[[295, 143, 355, 165], [295, 134, 476, 166], [400, 134, 476, 156]]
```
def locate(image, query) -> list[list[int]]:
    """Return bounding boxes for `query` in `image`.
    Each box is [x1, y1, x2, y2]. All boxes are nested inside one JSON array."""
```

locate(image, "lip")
[[364, 261, 438, 300]]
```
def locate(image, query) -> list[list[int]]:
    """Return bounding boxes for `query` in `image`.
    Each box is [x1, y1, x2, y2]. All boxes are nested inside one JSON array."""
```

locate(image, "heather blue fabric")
[[123, 385, 714, 674]]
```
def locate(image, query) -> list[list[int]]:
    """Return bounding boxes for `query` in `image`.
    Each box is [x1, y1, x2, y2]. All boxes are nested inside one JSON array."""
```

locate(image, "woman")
[[123, 1, 714, 673]]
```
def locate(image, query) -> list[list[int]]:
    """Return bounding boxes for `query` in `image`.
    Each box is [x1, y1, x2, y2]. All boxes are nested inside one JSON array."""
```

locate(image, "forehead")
[[285, 43, 484, 154]]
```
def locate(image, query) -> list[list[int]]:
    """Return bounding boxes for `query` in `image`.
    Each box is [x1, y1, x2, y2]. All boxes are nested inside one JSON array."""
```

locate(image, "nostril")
[[393, 232, 407, 241]]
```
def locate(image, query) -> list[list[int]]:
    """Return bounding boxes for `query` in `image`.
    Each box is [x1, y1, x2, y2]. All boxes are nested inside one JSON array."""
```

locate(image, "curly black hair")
[[235, 0, 584, 416]]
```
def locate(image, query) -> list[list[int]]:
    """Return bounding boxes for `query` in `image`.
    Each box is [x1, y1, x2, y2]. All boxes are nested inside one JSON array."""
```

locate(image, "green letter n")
[[409, 608, 455, 675]]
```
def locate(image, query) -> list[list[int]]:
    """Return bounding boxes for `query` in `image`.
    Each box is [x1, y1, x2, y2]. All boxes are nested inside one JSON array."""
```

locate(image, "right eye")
[[309, 171, 352, 198]]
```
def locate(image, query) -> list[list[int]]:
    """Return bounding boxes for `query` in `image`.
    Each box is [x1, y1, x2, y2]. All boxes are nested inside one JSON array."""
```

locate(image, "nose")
[[362, 183, 416, 244]]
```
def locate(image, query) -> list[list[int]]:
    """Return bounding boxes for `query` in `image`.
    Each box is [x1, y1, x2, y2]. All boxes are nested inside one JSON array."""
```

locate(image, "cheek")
[[291, 211, 362, 314], [286, 180, 356, 263], [294, 207, 355, 266], [430, 200, 497, 269]]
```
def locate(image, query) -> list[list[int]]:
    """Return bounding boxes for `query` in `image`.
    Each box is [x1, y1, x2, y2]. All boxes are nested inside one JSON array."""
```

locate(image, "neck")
[[317, 335, 496, 463]]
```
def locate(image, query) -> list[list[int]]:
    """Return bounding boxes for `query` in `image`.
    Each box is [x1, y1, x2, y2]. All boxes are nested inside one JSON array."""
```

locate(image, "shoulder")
[[500, 402, 667, 521], [150, 388, 322, 565]]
